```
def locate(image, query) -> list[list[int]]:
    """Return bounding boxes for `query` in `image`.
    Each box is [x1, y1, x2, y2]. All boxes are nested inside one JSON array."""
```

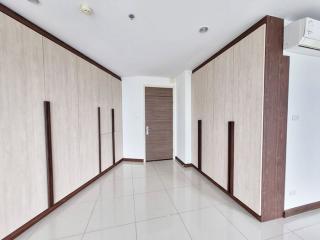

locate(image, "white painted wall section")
[[285, 53, 320, 209], [175, 71, 192, 164]]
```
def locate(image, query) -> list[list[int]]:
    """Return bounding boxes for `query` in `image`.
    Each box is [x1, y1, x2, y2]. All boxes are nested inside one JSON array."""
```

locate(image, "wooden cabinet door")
[[0, 13, 47, 238], [145, 87, 173, 161], [233, 25, 266, 215], [111, 77, 123, 162], [211, 47, 234, 190], [43, 38, 80, 202], [99, 72, 113, 170], [77, 59, 100, 183], [191, 70, 201, 168]]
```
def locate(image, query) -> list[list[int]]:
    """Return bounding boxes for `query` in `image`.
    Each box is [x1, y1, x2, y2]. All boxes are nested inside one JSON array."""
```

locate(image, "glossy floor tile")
[[294, 223, 320, 240], [134, 190, 177, 221], [86, 195, 135, 232], [83, 224, 136, 240], [136, 215, 191, 240], [181, 207, 247, 240], [16, 160, 320, 240]]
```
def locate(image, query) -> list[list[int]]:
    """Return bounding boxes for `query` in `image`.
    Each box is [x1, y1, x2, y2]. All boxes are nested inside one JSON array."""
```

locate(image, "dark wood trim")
[[260, 17, 289, 222], [122, 158, 144, 163], [0, 3, 121, 80], [111, 108, 115, 165], [175, 156, 193, 168], [182, 163, 262, 221], [147, 158, 173, 162], [98, 107, 102, 173], [283, 201, 320, 218], [44, 101, 54, 208], [3, 160, 123, 240], [193, 16, 269, 73], [228, 121, 234, 195], [198, 120, 202, 171]]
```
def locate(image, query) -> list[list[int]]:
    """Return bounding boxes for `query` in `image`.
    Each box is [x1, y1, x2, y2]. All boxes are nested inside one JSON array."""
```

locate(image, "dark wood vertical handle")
[[44, 101, 54, 207], [198, 120, 202, 171], [228, 121, 235, 195], [112, 108, 115, 164], [98, 107, 101, 173]]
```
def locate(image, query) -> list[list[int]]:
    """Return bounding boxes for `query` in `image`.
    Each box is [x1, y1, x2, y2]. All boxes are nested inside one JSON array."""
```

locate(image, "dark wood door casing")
[[145, 87, 173, 161]]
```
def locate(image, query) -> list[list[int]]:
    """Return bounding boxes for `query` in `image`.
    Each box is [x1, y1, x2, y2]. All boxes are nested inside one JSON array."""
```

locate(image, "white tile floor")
[[17, 160, 320, 240]]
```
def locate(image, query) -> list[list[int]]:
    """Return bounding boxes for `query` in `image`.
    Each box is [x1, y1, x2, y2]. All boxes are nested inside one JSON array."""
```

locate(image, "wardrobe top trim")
[[0, 3, 121, 80], [193, 15, 280, 74]]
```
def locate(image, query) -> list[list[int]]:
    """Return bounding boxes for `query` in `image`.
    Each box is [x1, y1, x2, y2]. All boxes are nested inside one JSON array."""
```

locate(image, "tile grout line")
[[212, 200, 250, 240], [291, 231, 305, 240], [131, 165, 138, 240], [80, 197, 99, 240], [153, 162, 194, 240], [179, 162, 251, 240]]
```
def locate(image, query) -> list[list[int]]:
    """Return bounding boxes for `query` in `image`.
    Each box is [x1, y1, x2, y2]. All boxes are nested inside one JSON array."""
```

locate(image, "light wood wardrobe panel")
[[99, 72, 113, 134], [77, 58, 100, 183], [233, 25, 266, 214], [210, 47, 234, 189], [101, 133, 113, 170], [191, 71, 199, 167], [111, 77, 123, 162], [43, 38, 80, 202], [98, 70, 113, 170], [111, 77, 122, 133], [115, 132, 123, 163], [202, 61, 215, 179], [0, 13, 47, 238], [191, 67, 207, 167]]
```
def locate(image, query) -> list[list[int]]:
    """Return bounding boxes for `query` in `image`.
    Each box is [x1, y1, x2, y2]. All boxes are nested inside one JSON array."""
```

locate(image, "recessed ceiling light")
[[28, 0, 40, 4], [128, 14, 135, 20], [199, 26, 209, 33], [80, 4, 93, 15]]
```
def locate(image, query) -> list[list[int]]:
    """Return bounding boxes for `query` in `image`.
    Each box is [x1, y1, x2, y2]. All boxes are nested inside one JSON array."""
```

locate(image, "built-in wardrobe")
[[192, 16, 289, 221], [0, 10, 123, 239]]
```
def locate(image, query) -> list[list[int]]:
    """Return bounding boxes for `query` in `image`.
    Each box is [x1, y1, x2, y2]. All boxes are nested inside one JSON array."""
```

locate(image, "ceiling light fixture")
[[199, 26, 209, 33], [80, 4, 93, 15], [128, 14, 135, 20], [27, 0, 40, 4]]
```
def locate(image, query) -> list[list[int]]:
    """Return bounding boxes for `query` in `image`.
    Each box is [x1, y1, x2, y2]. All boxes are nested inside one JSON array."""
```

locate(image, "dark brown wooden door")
[[145, 87, 173, 161]]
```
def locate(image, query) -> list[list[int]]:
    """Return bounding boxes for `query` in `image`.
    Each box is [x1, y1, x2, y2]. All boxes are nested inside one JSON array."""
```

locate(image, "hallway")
[[16, 160, 320, 240]]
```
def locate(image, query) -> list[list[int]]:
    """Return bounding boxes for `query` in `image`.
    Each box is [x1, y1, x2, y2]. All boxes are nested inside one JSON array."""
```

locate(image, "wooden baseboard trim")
[[3, 160, 123, 240], [180, 162, 262, 222], [175, 156, 193, 168], [146, 158, 173, 162], [122, 158, 144, 163], [284, 202, 320, 218]]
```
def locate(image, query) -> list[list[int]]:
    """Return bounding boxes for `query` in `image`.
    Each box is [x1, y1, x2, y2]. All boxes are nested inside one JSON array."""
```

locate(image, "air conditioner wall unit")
[[284, 17, 320, 57]]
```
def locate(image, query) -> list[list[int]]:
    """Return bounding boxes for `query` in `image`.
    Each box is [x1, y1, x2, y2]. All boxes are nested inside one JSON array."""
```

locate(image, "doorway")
[[145, 87, 173, 161]]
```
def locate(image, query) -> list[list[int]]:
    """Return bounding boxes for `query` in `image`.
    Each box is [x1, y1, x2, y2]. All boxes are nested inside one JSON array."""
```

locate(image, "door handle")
[[146, 126, 149, 136]]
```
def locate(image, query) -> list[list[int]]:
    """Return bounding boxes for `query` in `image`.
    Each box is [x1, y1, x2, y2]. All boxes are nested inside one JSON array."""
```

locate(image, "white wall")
[[122, 76, 176, 160], [285, 53, 320, 209], [175, 71, 192, 163]]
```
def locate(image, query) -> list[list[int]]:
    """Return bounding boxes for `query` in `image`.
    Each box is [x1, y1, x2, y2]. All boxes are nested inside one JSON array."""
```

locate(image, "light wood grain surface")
[[0, 13, 47, 238], [233, 25, 266, 214]]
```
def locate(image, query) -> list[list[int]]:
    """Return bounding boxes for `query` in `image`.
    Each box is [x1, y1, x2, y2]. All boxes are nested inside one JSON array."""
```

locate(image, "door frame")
[[143, 84, 176, 162]]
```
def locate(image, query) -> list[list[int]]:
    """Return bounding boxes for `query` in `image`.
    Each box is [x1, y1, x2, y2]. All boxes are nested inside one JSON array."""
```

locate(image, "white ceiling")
[[1, 0, 320, 77]]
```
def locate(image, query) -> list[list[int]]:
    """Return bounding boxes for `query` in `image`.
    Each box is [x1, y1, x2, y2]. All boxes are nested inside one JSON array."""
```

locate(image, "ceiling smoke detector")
[[80, 4, 93, 15], [128, 14, 135, 20], [199, 26, 209, 33], [28, 0, 40, 4]]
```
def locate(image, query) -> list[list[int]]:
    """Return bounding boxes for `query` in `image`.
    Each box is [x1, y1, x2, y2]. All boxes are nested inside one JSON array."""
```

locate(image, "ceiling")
[[1, 0, 320, 78]]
